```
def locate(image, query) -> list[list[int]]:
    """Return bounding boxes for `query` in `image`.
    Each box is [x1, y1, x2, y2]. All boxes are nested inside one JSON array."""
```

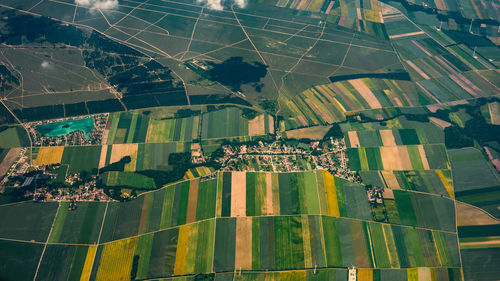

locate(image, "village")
[[214, 137, 362, 183]]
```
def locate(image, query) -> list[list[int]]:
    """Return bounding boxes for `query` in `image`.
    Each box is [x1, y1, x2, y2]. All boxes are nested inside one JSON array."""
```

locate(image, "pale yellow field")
[[406, 61, 431, 80], [379, 130, 396, 146], [0, 148, 21, 176], [456, 201, 500, 226], [379, 146, 413, 170], [349, 79, 382, 108], [397, 146, 413, 170], [286, 125, 332, 140], [265, 172, 274, 215], [418, 145, 431, 170], [109, 143, 138, 171], [231, 171, 246, 217], [348, 131, 360, 147], [429, 117, 452, 129], [248, 114, 266, 136], [381, 172, 400, 189], [389, 31, 425, 39], [417, 267, 431, 281], [271, 173, 280, 215], [35, 146, 64, 166], [98, 145, 108, 169], [235, 217, 253, 270], [95, 238, 138, 281]]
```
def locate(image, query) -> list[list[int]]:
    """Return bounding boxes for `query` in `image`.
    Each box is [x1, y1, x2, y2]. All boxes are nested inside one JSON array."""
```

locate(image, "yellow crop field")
[[185, 222, 199, 274], [109, 143, 138, 171], [436, 169, 454, 198], [79, 245, 97, 281], [34, 146, 64, 166], [301, 216, 313, 268], [357, 268, 373, 281], [174, 225, 190, 275], [95, 238, 138, 281], [323, 170, 340, 217]]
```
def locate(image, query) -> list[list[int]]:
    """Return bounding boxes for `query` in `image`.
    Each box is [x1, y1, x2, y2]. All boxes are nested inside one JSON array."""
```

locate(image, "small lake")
[[36, 118, 95, 140]]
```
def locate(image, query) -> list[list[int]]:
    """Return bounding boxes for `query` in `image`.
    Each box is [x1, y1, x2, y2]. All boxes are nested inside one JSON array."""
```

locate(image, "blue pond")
[[36, 118, 95, 140]]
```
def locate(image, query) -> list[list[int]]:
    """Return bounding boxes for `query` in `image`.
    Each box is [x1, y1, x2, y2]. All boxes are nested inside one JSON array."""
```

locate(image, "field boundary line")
[[231, 6, 280, 92], [32, 201, 61, 281], [180, 7, 203, 61], [84, 201, 109, 281]]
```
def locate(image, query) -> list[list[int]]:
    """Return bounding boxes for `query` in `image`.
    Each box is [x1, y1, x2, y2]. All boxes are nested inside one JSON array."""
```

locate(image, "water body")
[[36, 118, 95, 139]]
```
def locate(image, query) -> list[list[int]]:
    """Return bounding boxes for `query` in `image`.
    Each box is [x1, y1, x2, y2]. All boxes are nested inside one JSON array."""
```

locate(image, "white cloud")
[[41, 61, 52, 69], [197, 0, 246, 10], [197, 0, 223, 10], [234, 0, 247, 8], [75, 0, 118, 11]]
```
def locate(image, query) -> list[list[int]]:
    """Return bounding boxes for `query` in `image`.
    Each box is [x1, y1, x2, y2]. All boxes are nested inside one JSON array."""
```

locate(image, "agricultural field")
[[347, 144, 449, 171], [104, 171, 156, 190], [459, 224, 500, 281], [184, 166, 215, 180], [283, 125, 332, 140], [449, 148, 500, 218], [61, 145, 102, 175], [345, 128, 444, 148], [34, 146, 65, 166], [0, 0, 496, 278], [385, 190, 456, 231], [0, 126, 29, 148], [99, 178, 217, 242], [0, 240, 44, 281], [360, 170, 454, 197], [281, 79, 435, 128], [147, 115, 200, 143], [235, 267, 462, 280], [48, 202, 107, 244], [0, 168, 464, 280], [216, 171, 372, 220], [105, 111, 150, 144], [201, 107, 274, 139], [0, 201, 58, 242]]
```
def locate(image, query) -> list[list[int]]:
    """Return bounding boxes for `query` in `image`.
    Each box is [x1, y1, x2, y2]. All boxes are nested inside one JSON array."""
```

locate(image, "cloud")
[[197, 0, 246, 11], [75, 0, 118, 10], [41, 61, 53, 69], [234, 0, 247, 8]]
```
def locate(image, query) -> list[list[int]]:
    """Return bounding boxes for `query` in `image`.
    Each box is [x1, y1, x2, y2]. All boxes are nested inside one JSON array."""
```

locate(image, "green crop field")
[[106, 111, 150, 144], [0, 169, 463, 280], [49, 202, 106, 244], [0, 201, 58, 242], [105, 171, 156, 189], [61, 146, 102, 174], [1, 0, 496, 278]]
